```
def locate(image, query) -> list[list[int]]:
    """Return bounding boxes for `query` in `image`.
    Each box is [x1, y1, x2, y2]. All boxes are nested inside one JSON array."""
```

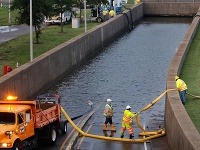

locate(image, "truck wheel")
[[49, 126, 57, 144], [96, 17, 103, 23], [62, 123, 67, 134], [13, 140, 22, 150]]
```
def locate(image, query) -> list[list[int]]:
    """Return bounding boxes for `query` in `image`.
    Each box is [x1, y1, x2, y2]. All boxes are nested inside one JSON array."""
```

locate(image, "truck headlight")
[[0, 143, 11, 148]]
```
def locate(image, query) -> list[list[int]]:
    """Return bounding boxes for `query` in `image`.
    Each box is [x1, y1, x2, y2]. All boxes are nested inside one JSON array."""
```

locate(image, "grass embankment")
[[0, 22, 100, 76], [0, 7, 19, 25], [0, 6, 103, 76], [181, 26, 200, 133]]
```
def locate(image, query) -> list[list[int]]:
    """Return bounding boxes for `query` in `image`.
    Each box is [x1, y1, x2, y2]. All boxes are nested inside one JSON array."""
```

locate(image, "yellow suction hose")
[[61, 107, 165, 143], [139, 89, 176, 113], [60, 89, 176, 143], [187, 92, 200, 99]]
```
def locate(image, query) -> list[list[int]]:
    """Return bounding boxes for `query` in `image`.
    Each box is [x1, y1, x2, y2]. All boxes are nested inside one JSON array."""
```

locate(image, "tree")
[[11, 0, 53, 44], [51, 0, 73, 33], [87, 0, 107, 6]]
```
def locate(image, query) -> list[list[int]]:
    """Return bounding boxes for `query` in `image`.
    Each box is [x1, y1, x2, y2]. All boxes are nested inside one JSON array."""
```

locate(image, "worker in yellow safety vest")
[[109, 9, 115, 18], [102, 9, 108, 21], [103, 99, 116, 131], [120, 105, 137, 139], [135, 0, 140, 4], [175, 76, 187, 105]]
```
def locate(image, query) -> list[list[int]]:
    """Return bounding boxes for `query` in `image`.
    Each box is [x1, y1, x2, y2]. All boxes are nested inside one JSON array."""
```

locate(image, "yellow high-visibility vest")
[[176, 79, 187, 91], [103, 104, 113, 117], [122, 110, 136, 124]]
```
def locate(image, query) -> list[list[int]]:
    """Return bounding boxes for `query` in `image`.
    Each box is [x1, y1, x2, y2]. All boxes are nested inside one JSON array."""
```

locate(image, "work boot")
[[103, 124, 107, 131], [110, 124, 116, 131], [129, 134, 134, 139]]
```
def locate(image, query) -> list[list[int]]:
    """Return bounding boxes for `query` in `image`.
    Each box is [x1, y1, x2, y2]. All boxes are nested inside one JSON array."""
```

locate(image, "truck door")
[[17, 109, 34, 140], [24, 109, 34, 138], [17, 112, 27, 140]]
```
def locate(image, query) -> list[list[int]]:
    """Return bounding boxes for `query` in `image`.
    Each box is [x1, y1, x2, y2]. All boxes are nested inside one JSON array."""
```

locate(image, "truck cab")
[[0, 96, 35, 149], [0, 94, 67, 149]]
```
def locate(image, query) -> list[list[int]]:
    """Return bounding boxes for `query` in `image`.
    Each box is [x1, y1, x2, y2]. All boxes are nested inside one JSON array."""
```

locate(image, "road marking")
[[76, 122, 94, 149], [59, 115, 85, 150], [143, 123, 147, 150], [0, 26, 18, 33], [64, 102, 103, 150]]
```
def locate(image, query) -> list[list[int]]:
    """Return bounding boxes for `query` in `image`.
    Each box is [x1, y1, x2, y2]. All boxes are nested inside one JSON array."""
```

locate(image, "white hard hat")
[[107, 99, 112, 102], [126, 105, 131, 109]]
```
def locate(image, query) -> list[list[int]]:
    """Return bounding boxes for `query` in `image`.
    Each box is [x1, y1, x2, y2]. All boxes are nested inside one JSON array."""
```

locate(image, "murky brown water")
[[44, 17, 192, 149]]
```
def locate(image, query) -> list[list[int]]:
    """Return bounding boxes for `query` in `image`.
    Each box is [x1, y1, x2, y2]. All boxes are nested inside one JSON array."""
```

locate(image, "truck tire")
[[13, 140, 22, 150], [96, 17, 103, 23], [49, 126, 57, 144], [62, 123, 67, 134]]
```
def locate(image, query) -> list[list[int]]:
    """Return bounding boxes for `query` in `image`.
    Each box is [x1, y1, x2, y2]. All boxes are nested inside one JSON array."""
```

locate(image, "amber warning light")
[[6, 96, 18, 101]]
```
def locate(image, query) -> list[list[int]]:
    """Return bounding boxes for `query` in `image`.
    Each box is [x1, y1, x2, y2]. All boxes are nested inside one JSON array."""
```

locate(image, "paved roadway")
[[39, 104, 153, 150], [0, 25, 31, 44]]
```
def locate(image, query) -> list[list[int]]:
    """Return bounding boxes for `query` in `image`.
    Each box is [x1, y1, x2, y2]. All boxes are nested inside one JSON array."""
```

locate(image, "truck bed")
[[35, 102, 60, 128]]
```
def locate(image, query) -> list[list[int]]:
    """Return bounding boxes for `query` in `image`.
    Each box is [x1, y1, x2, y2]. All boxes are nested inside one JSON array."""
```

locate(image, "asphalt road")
[[0, 25, 31, 44]]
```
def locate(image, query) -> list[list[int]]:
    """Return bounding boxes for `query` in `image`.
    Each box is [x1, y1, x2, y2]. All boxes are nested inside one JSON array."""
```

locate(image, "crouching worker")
[[103, 99, 116, 131], [120, 105, 137, 139]]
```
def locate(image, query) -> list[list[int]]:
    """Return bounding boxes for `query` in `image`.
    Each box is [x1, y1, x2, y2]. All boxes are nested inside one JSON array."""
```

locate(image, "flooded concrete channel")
[[40, 17, 192, 150]]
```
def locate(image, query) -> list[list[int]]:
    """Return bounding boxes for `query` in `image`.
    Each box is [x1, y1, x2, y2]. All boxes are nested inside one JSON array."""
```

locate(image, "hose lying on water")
[[61, 89, 176, 143]]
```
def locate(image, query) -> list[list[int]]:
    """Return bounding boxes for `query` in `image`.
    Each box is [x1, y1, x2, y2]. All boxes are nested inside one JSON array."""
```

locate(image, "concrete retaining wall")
[[0, 4, 143, 99], [166, 8, 200, 150], [143, 2, 200, 16]]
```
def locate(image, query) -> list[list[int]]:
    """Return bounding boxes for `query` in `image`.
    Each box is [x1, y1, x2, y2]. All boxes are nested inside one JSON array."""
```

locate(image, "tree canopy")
[[11, 0, 53, 43]]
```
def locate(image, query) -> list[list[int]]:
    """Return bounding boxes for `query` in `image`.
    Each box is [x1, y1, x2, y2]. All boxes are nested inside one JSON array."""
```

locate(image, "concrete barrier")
[[143, 2, 200, 16], [166, 7, 200, 150]]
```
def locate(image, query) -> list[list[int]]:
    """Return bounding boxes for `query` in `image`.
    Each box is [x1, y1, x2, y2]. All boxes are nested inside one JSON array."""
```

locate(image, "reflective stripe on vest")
[[103, 104, 113, 117]]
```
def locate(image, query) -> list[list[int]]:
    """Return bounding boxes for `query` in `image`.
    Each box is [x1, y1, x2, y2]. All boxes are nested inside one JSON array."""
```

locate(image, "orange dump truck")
[[0, 94, 67, 149]]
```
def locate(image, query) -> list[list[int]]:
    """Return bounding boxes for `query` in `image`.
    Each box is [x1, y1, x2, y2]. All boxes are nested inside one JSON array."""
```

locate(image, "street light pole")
[[30, 0, 33, 62], [84, 0, 87, 33], [8, 0, 11, 23]]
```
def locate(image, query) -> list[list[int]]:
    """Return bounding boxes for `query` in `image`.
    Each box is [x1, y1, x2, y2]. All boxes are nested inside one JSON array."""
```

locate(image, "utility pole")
[[84, 0, 87, 33], [8, 0, 11, 23], [30, 0, 33, 62]]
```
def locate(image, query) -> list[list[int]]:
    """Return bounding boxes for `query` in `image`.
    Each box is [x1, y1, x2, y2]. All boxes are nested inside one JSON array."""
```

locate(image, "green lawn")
[[0, 22, 100, 76], [0, 7, 19, 26], [180, 26, 200, 132]]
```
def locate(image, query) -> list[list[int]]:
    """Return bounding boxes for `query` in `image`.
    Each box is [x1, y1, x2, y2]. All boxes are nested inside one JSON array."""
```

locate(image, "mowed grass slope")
[[180, 26, 200, 132], [0, 7, 19, 25], [0, 22, 100, 75]]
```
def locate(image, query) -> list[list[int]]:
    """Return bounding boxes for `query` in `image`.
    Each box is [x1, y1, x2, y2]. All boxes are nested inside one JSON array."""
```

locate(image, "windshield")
[[0, 112, 15, 125]]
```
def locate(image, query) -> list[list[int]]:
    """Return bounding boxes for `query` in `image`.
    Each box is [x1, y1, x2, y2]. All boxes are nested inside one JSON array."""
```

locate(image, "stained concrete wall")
[[143, 2, 200, 16], [0, 4, 143, 99], [166, 8, 200, 150]]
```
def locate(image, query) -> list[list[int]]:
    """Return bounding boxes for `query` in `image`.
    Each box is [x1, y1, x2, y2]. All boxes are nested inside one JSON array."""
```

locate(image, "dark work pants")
[[105, 117, 113, 124]]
